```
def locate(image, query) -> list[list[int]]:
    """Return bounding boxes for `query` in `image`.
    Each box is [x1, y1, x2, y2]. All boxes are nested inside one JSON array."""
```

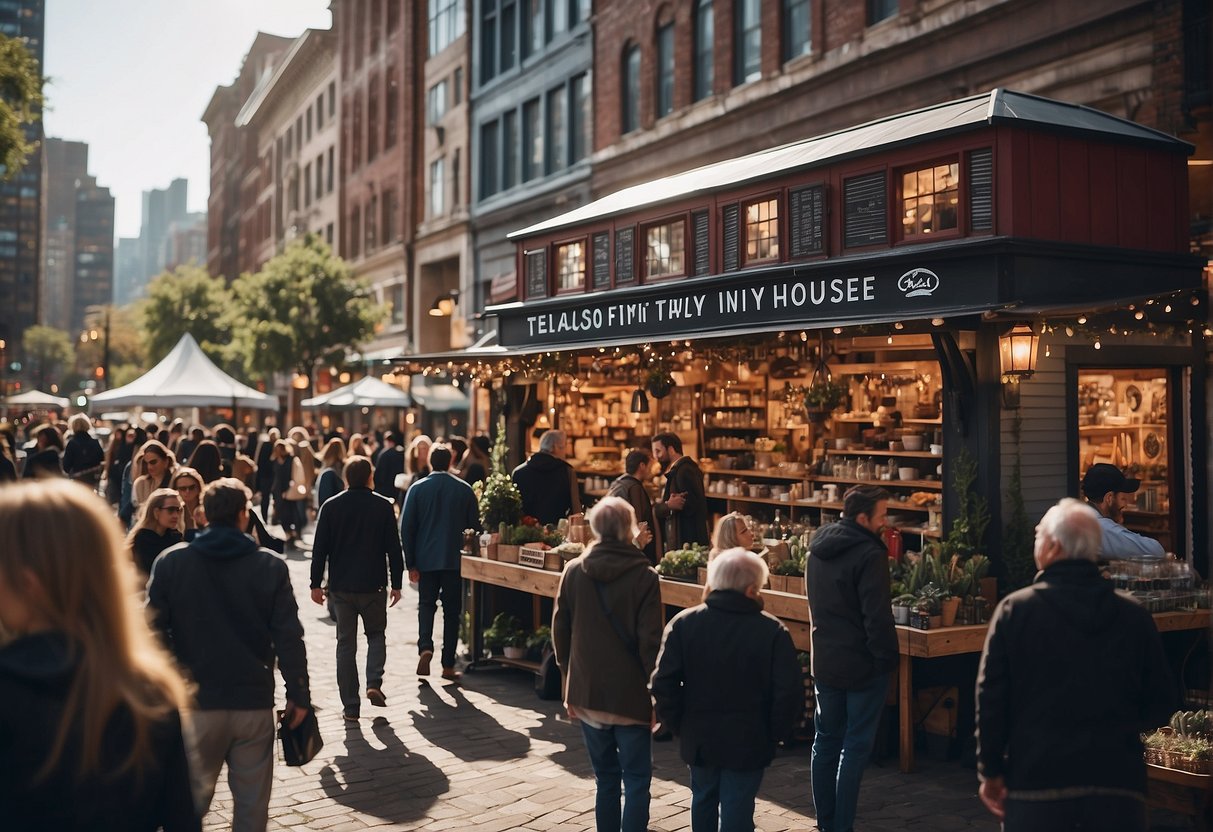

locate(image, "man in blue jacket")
[[147, 478, 310, 831], [400, 444, 480, 681]]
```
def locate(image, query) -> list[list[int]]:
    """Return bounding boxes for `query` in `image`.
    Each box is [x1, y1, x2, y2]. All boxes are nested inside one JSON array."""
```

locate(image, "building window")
[[328, 82, 336, 118], [734, 0, 762, 85], [901, 161, 959, 237], [622, 44, 640, 134], [547, 0, 567, 39], [656, 23, 674, 118], [427, 79, 448, 124], [366, 195, 378, 251], [349, 208, 361, 258], [570, 72, 588, 163], [502, 110, 518, 190], [745, 197, 779, 262], [454, 67, 464, 104], [524, 0, 543, 58], [429, 0, 466, 56], [868, 0, 897, 25], [480, 120, 500, 199], [370, 0, 381, 52], [351, 91, 362, 170], [547, 86, 566, 173], [481, 0, 498, 83], [382, 189, 396, 242], [326, 223, 334, 245], [556, 240, 585, 291], [783, 0, 811, 61], [522, 97, 542, 181], [385, 67, 398, 147], [452, 148, 462, 208], [315, 154, 324, 201], [367, 76, 379, 161], [387, 282, 405, 326], [500, 1, 516, 73], [694, 0, 714, 101], [316, 93, 324, 129], [645, 220, 686, 278], [306, 105, 313, 142], [430, 157, 446, 219], [327, 146, 334, 193]]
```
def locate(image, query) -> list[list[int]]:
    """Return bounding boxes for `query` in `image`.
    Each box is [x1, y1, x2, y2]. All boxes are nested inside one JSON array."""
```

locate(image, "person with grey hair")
[[553, 496, 662, 832], [976, 498, 1177, 831], [652, 547, 802, 832], [512, 428, 582, 524]]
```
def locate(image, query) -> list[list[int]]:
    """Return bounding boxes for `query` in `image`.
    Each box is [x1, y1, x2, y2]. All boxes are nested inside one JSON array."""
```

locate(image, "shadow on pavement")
[[318, 717, 448, 823], [410, 680, 532, 761]]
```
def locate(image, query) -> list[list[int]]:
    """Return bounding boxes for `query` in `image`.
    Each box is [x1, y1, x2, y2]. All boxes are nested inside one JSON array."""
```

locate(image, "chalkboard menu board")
[[722, 204, 740, 271], [693, 211, 710, 276], [592, 232, 611, 289], [615, 227, 635, 285], [525, 250, 547, 299], [968, 148, 993, 231], [789, 185, 825, 258], [843, 172, 887, 248]]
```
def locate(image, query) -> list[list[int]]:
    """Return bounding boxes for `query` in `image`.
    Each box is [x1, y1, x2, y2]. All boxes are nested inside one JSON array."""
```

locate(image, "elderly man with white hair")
[[976, 498, 1177, 832], [651, 547, 802, 832], [553, 496, 662, 832], [512, 429, 582, 525]]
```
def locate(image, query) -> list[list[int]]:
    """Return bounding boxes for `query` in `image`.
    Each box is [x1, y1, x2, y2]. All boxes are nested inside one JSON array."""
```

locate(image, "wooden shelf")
[[488, 656, 542, 673], [827, 449, 941, 458], [817, 475, 942, 489], [706, 468, 807, 481], [703, 425, 764, 431], [1079, 423, 1167, 431], [833, 416, 942, 425], [712, 495, 941, 537]]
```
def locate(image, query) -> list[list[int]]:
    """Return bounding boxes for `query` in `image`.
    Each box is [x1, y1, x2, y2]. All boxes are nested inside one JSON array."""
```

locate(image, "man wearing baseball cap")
[[1081, 463, 1166, 559]]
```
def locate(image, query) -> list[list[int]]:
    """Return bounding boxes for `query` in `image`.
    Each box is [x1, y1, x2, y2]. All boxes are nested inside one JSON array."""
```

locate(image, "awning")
[[409, 379, 470, 413], [5, 389, 70, 409], [301, 375, 411, 409]]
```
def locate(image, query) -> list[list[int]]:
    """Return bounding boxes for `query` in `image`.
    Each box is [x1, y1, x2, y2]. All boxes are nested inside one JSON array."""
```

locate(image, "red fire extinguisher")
[[882, 527, 904, 562]]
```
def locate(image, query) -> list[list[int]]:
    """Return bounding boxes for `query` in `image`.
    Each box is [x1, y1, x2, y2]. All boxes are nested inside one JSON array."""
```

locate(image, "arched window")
[[733, 0, 761, 85], [622, 44, 641, 134], [656, 22, 675, 118], [693, 0, 714, 101]]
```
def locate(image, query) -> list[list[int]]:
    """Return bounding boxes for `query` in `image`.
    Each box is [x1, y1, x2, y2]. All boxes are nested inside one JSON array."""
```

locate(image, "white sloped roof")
[[301, 375, 410, 409]]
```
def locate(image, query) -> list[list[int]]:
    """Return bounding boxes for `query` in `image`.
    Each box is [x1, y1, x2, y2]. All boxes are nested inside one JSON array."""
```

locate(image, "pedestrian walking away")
[[553, 496, 664, 832], [512, 429, 582, 525], [652, 547, 803, 832], [146, 477, 311, 832], [976, 498, 1178, 832], [400, 444, 480, 681], [309, 455, 404, 721], [806, 484, 898, 832]]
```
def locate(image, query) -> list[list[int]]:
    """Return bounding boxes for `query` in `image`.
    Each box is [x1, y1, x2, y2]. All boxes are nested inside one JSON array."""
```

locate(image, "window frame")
[[655, 22, 675, 118], [547, 85, 567, 174], [742, 193, 782, 265], [693, 0, 715, 102], [642, 215, 689, 282], [896, 156, 962, 243], [867, 0, 898, 26], [429, 156, 446, 219], [622, 43, 641, 135], [554, 236, 588, 294], [522, 97, 543, 182], [782, 0, 811, 63], [733, 0, 762, 86]]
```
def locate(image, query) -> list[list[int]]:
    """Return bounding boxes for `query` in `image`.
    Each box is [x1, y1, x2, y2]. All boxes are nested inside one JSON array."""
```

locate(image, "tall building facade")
[[70, 178, 114, 334], [234, 28, 339, 271], [164, 212, 208, 272], [0, 0, 45, 372], [112, 178, 187, 305], [469, 0, 593, 331], [113, 237, 141, 306]]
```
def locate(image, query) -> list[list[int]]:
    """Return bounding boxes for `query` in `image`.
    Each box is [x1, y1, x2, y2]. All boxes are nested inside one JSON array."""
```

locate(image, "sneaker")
[[367, 688, 387, 707], [416, 649, 433, 676], [441, 667, 462, 682]]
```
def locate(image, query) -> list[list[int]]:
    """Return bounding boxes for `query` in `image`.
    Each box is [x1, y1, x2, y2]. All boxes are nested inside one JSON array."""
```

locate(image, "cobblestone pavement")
[[198, 534, 1183, 831]]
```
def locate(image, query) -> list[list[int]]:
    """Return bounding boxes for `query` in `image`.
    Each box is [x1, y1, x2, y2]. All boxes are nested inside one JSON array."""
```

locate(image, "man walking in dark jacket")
[[147, 478, 310, 832], [373, 431, 406, 504], [652, 547, 802, 832], [512, 429, 582, 524], [553, 496, 663, 832], [976, 498, 1177, 831], [806, 485, 897, 832], [309, 455, 404, 721], [400, 445, 480, 681]]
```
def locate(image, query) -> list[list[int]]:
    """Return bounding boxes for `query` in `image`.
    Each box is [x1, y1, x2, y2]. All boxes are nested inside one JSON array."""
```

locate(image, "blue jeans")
[[811, 673, 890, 832], [330, 589, 388, 717], [690, 764, 765, 832], [579, 721, 652, 832]]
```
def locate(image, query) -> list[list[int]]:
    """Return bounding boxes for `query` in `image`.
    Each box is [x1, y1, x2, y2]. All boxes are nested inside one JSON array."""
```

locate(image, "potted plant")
[[483, 613, 524, 657], [803, 378, 849, 423], [657, 546, 707, 582], [645, 368, 675, 399], [892, 593, 917, 625], [526, 625, 552, 661], [503, 627, 529, 660], [475, 416, 523, 532], [914, 582, 946, 629], [770, 558, 804, 594]]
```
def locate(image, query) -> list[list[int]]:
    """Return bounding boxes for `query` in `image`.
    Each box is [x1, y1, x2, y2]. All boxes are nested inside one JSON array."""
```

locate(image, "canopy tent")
[[301, 375, 411, 409], [4, 389, 70, 409], [409, 378, 470, 413], [90, 333, 278, 410]]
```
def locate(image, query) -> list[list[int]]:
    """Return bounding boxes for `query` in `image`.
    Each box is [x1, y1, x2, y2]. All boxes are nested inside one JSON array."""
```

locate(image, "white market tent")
[[90, 333, 278, 410], [409, 379, 470, 413], [301, 375, 411, 409], [5, 389, 70, 409]]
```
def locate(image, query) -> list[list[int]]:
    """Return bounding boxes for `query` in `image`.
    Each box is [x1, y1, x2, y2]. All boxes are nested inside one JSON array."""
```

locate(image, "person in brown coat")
[[552, 496, 663, 832]]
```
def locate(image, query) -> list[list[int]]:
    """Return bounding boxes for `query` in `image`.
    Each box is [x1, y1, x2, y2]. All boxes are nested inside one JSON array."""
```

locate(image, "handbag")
[[277, 707, 323, 766]]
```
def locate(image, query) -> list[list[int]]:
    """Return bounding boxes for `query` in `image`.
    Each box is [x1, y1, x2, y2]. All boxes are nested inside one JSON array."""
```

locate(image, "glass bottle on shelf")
[[770, 511, 786, 541]]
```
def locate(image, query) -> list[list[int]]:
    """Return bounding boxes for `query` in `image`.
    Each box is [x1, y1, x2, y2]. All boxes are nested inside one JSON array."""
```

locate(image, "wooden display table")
[[1147, 763, 1213, 831], [461, 557, 1211, 775]]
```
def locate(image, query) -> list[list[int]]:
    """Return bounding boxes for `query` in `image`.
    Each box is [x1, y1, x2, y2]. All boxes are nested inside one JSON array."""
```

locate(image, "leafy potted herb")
[[657, 547, 707, 582], [803, 378, 849, 423], [475, 416, 523, 534], [645, 368, 675, 399], [483, 613, 525, 657], [892, 593, 917, 626], [526, 625, 552, 661]]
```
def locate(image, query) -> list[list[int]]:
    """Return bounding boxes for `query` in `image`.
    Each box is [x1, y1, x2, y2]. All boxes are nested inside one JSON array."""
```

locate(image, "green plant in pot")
[[892, 593, 917, 625], [483, 612, 525, 657], [526, 625, 553, 661], [657, 546, 707, 581], [475, 416, 523, 529], [645, 367, 675, 399], [803, 378, 849, 422]]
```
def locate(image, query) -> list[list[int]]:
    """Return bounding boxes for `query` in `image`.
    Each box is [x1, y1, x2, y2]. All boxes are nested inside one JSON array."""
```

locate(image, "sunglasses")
[[157, 505, 184, 514]]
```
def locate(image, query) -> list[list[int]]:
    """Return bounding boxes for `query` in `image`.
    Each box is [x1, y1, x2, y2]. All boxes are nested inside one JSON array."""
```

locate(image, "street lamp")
[[80, 307, 111, 392]]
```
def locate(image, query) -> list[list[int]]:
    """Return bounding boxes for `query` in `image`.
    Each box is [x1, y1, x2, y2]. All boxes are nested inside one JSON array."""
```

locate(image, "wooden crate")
[[497, 544, 520, 564], [518, 545, 547, 569]]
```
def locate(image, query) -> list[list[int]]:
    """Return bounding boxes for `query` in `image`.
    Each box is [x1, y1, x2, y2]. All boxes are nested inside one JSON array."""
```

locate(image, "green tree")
[[228, 236, 385, 383], [75, 305, 145, 383], [140, 265, 233, 364], [0, 33, 44, 179], [22, 325, 73, 390]]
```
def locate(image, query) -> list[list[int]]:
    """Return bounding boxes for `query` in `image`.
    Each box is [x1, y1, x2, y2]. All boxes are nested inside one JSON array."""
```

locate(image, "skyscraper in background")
[[0, 0, 45, 373], [113, 177, 188, 305]]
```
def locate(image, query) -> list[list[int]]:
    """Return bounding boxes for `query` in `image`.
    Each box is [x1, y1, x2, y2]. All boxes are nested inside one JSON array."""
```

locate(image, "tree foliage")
[[0, 33, 44, 180], [140, 265, 232, 365], [228, 236, 385, 380], [76, 305, 145, 376], [21, 325, 72, 389]]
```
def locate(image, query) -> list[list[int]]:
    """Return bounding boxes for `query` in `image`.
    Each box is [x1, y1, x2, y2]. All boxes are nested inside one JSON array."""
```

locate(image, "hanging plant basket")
[[646, 373, 675, 399]]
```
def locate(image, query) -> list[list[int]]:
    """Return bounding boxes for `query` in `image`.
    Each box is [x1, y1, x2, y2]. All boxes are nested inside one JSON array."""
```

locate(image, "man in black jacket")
[[652, 432, 707, 550], [310, 455, 404, 720], [62, 413, 104, 488], [511, 429, 582, 525], [608, 448, 658, 564], [976, 498, 1177, 831], [806, 485, 896, 832], [147, 478, 310, 831], [652, 547, 802, 832], [373, 430, 406, 505]]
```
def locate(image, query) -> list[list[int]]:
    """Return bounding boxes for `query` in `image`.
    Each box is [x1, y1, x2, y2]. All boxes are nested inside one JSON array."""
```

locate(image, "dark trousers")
[[417, 569, 462, 669], [1004, 794, 1146, 832], [690, 764, 765, 832], [330, 589, 388, 717], [580, 722, 652, 832]]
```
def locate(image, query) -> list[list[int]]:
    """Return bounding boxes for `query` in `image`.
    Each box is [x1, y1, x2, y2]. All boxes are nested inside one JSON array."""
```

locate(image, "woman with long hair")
[[710, 512, 757, 559], [403, 434, 433, 494], [348, 433, 369, 458], [126, 488, 186, 577], [186, 439, 224, 484], [133, 439, 177, 518], [102, 424, 130, 505], [285, 435, 317, 538], [0, 480, 197, 829], [460, 434, 492, 488], [270, 440, 297, 541], [315, 436, 346, 510], [170, 468, 206, 538]]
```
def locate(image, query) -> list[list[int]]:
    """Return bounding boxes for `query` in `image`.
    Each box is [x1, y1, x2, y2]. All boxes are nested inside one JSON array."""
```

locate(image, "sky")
[[43, 0, 333, 240]]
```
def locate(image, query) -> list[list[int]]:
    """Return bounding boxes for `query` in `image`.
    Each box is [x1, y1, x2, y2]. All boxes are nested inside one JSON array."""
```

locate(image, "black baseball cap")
[[1081, 463, 1141, 501]]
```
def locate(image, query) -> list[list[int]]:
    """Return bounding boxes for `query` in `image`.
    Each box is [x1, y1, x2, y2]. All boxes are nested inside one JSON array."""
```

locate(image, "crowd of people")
[[0, 413, 1188, 832]]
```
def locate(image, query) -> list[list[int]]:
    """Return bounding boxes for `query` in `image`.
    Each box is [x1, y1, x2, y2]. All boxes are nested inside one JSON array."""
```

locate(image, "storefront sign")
[[493, 255, 1000, 348]]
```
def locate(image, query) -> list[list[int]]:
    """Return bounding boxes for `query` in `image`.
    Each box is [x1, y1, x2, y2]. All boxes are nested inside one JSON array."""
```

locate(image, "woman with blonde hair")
[[284, 434, 317, 537], [127, 488, 186, 577], [315, 436, 347, 510], [0, 480, 197, 828], [710, 512, 757, 559], [133, 439, 177, 517], [170, 467, 206, 538], [348, 432, 368, 458]]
